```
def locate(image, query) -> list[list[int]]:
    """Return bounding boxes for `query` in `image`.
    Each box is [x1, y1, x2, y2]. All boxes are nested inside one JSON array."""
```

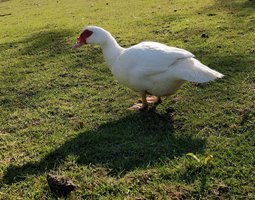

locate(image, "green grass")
[[0, 0, 254, 199]]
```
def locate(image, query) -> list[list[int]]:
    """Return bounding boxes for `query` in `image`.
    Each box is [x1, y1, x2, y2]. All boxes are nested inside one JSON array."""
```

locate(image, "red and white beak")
[[72, 42, 84, 49], [72, 37, 84, 49], [72, 29, 93, 49]]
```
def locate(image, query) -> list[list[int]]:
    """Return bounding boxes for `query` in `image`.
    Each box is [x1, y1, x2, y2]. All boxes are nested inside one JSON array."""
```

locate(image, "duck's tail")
[[172, 58, 224, 83]]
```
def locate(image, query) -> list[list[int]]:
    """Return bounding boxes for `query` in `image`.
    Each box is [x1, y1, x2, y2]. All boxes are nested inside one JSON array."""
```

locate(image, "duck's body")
[[73, 26, 223, 110]]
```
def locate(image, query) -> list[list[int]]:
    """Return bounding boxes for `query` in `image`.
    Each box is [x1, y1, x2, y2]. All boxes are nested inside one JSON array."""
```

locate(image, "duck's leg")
[[128, 92, 148, 111], [146, 96, 162, 104], [138, 96, 162, 105]]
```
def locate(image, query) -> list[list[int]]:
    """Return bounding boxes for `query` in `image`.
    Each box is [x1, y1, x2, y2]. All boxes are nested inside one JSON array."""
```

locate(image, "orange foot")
[[128, 103, 148, 111]]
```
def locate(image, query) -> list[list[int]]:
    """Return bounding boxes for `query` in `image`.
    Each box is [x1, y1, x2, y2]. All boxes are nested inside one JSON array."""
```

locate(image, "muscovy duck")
[[73, 26, 223, 110]]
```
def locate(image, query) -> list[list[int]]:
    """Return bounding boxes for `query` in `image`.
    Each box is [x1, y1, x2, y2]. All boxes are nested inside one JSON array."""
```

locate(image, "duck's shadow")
[[2, 110, 205, 184]]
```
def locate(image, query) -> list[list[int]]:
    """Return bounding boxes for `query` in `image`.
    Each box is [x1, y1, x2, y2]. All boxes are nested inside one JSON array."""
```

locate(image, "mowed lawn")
[[0, 0, 254, 199]]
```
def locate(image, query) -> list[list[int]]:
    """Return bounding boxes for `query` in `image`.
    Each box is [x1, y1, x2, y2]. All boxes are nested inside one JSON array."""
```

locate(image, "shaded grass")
[[2, 111, 205, 183]]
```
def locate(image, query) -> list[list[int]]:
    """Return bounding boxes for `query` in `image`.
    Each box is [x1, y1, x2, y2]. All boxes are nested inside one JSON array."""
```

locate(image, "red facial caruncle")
[[73, 29, 93, 48]]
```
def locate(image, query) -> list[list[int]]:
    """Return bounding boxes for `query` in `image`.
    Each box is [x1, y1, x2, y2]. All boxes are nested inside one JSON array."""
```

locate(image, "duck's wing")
[[119, 42, 194, 76], [118, 42, 223, 82]]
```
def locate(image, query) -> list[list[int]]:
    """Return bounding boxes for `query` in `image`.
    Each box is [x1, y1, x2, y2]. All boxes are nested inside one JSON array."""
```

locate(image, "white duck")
[[73, 26, 223, 110]]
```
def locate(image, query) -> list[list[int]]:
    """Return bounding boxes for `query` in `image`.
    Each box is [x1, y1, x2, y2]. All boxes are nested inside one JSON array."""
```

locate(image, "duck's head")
[[73, 26, 109, 48]]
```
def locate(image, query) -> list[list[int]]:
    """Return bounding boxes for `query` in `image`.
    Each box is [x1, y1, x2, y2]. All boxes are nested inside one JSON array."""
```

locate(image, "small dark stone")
[[207, 13, 217, 16], [0, 13, 12, 17], [106, 2, 108, 5], [184, 39, 188, 43], [47, 174, 76, 196], [174, 9, 177, 12], [201, 33, 209, 38]]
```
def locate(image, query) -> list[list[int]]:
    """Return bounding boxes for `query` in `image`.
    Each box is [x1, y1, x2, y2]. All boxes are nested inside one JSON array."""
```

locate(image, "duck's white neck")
[[101, 35, 124, 70]]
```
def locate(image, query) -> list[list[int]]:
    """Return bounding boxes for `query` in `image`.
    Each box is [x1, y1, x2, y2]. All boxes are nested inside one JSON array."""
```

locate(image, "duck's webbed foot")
[[128, 92, 149, 111], [128, 103, 148, 111], [138, 96, 162, 105]]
